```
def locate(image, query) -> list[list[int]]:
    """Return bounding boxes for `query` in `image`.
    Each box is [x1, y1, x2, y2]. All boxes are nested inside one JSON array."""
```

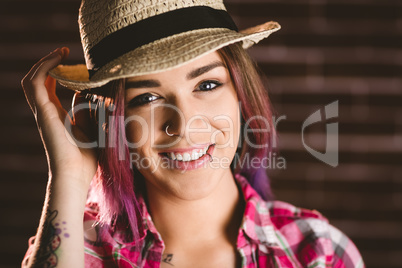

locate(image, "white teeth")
[[183, 153, 191, 161], [165, 145, 210, 162]]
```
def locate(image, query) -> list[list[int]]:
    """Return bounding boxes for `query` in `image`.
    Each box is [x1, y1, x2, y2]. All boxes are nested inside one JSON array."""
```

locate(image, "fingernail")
[[60, 47, 67, 58], [61, 47, 70, 60]]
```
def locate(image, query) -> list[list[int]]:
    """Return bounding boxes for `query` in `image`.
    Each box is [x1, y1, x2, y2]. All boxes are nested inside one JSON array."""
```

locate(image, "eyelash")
[[127, 93, 159, 107], [196, 80, 223, 92], [127, 80, 223, 107]]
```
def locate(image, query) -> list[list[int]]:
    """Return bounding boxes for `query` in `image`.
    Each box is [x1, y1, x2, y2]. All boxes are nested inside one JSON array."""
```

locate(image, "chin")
[[145, 167, 227, 201]]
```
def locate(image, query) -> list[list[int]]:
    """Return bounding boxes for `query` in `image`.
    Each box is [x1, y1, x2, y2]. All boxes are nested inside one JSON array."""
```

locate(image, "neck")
[[145, 170, 244, 248]]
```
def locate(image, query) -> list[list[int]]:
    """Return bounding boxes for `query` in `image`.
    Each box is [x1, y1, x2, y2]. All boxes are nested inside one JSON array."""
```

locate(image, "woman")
[[21, 0, 364, 267]]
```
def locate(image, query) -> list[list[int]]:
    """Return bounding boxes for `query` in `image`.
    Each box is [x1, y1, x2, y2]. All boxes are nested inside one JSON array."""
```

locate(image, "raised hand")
[[21, 48, 97, 188], [21, 48, 97, 267]]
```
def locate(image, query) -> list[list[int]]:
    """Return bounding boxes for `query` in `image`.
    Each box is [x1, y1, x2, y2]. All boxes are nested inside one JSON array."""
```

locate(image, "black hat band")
[[87, 6, 238, 78]]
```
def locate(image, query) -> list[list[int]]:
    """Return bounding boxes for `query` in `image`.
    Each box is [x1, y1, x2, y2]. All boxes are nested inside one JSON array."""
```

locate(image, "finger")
[[27, 46, 69, 79], [22, 48, 62, 89], [45, 47, 70, 109], [45, 75, 68, 121], [30, 53, 64, 107], [60, 47, 70, 61], [27, 48, 70, 119], [21, 48, 65, 109]]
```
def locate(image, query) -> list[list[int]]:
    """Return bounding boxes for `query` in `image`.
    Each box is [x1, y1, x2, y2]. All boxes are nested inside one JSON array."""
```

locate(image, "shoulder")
[[268, 200, 325, 220], [267, 200, 329, 234], [266, 200, 365, 268]]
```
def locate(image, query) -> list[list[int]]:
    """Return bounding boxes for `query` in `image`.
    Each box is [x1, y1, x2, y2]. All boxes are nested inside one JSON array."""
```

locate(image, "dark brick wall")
[[1, 0, 401, 267]]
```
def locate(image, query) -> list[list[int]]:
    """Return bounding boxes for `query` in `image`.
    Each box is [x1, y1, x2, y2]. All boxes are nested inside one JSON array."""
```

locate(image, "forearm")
[[23, 175, 89, 268], [21, 48, 97, 268]]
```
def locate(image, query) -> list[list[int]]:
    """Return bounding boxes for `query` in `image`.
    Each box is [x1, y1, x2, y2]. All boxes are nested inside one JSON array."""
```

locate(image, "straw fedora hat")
[[49, 0, 281, 91]]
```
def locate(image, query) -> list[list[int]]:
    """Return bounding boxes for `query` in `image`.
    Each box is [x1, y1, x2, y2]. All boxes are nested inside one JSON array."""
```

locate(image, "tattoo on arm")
[[34, 209, 70, 267], [162, 253, 174, 266]]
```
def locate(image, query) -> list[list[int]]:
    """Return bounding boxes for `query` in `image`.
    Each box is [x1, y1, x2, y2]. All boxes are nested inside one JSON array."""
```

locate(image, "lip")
[[159, 144, 215, 171], [159, 143, 211, 154]]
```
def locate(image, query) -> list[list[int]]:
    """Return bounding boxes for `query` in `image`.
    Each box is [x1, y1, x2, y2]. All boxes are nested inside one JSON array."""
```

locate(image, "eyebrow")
[[186, 61, 226, 80], [125, 61, 226, 89], [125, 79, 161, 89]]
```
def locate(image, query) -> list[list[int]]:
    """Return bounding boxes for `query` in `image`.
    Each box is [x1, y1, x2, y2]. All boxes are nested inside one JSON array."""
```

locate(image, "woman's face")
[[124, 51, 240, 200]]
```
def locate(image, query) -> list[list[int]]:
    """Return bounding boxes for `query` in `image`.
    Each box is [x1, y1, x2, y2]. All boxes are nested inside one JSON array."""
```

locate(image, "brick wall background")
[[1, 0, 401, 267]]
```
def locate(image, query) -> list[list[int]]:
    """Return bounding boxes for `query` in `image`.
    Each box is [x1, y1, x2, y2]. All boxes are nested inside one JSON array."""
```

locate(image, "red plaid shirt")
[[25, 174, 365, 267]]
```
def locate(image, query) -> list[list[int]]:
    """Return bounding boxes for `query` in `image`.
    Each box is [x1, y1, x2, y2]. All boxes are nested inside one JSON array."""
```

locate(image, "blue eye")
[[197, 80, 222, 92], [128, 93, 159, 107]]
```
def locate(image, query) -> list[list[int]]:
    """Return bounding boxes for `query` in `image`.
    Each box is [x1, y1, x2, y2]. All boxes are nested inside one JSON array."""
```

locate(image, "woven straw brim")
[[49, 21, 280, 91]]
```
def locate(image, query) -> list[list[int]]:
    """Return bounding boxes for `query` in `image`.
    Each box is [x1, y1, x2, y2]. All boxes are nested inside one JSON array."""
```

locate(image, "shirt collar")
[[137, 194, 165, 246], [112, 173, 280, 248], [107, 195, 163, 246], [235, 174, 281, 248]]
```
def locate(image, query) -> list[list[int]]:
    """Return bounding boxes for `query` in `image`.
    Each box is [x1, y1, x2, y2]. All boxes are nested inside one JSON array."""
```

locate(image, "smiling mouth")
[[160, 144, 215, 162]]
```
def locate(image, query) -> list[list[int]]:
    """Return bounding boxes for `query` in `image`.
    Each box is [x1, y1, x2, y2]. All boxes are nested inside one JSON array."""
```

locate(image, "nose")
[[160, 102, 185, 137], [162, 98, 211, 142]]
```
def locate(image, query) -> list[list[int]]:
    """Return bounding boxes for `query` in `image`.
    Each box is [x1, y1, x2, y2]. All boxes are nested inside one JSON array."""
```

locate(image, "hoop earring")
[[165, 125, 174, 137]]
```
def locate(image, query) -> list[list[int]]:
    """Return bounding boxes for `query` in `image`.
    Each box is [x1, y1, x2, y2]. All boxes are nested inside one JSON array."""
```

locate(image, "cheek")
[[124, 112, 161, 171], [125, 114, 151, 147], [125, 123, 155, 173], [210, 95, 240, 148]]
